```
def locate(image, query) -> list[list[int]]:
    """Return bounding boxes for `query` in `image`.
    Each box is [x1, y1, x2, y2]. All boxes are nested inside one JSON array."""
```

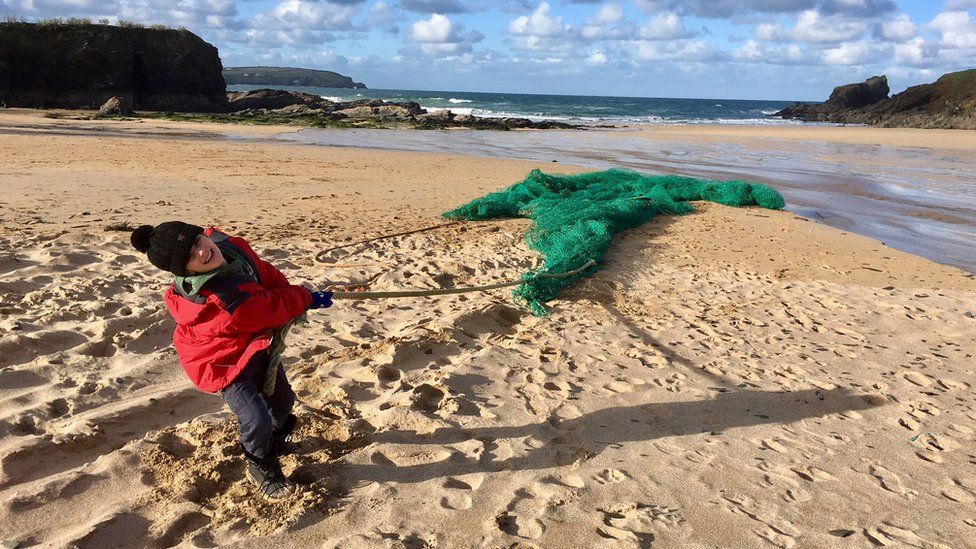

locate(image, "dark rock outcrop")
[[777, 70, 976, 129], [0, 22, 228, 112], [825, 75, 889, 109], [224, 66, 366, 89], [777, 75, 889, 121], [96, 96, 133, 116], [336, 98, 426, 119], [228, 88, 332, 111], [217, 89, 575, 130]]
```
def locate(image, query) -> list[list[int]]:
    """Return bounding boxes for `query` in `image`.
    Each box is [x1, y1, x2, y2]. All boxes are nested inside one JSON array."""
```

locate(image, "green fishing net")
[[443, 169, 786, 316]]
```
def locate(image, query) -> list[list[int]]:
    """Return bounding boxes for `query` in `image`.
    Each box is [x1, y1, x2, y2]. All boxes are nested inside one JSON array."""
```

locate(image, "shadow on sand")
[[337, 387, 880, 486]]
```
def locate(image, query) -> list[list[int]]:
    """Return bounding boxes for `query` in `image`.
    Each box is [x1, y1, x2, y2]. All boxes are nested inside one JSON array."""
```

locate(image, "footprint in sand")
[[722, 493, 800, 548], [941, 481, 975, 503], [599, 502, 685, 544], [595, 468, 629, 485], [439, 472, 485, 510], [441, 493, 473, 510], [868, 464, 911, 496], [790, 466, 835, 483], [410, 383, 448, 413], [496, 512, 545, 540], [865, 521, 952, 549]]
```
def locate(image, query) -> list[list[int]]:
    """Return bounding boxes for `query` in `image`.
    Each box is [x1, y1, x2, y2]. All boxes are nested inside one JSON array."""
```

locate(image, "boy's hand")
[[308, 291, 334, 309]]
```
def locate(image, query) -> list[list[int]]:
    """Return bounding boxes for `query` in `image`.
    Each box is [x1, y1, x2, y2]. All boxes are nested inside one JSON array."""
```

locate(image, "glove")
[[308, 290, 334, 310]]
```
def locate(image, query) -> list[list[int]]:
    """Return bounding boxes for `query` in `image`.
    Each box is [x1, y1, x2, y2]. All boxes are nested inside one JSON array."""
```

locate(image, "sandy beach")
[[1, 110, 975, 548]]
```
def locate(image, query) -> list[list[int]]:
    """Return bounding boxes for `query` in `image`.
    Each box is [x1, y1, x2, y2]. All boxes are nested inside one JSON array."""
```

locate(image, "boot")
[[243, 448, 295, 501], [272, 413, 298, 456]]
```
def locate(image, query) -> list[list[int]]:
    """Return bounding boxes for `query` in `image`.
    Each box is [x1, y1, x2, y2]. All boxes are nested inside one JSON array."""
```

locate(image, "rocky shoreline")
[[96, 88, 580, 130], [777, 70, 976, 130]]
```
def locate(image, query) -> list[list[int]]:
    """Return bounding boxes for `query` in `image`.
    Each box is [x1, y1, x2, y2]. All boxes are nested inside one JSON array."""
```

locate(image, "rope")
[[315, 221, 462, 263], [332, 260, 597, 300]]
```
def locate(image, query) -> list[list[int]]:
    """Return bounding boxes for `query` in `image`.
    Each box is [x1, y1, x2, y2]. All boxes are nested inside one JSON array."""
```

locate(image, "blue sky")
[[3, 0, 975, 100]]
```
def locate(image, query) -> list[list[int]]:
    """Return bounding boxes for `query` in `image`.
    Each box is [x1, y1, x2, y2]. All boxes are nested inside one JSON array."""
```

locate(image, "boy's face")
[[185, 234, 225, 275]]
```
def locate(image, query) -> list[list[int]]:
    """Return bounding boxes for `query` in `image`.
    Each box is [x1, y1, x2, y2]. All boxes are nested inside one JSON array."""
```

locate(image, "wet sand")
[[1, 110, 975, 547], [283, 125, 976, 274]]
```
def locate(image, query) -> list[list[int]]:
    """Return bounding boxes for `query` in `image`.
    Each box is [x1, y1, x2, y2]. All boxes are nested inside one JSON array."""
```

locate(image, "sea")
[[227, 84, 798, 126]]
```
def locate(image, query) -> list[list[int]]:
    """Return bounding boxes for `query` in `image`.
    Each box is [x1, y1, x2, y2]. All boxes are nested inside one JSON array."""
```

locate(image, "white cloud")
[[409, 13, 482, 56], [586, 50, 608, 64], [508, 2, 574, 52], [756, 22, 783, 41], [736, 38, 762, 59], [733, 38, 808, 64], [580, 3, 631, 40], [822, 40, 875, 65], [892, 36, 935, 66], [249, 0, 363, 31], [630, 38, 717, 61], [792, 10, 868, 43], [638, 11, 692, 40], [509, 2, 567, 38], [929, 11, 976, 49], [632, 0, 897, 18], [944, 0, 976, 8], [879, 13, 916, 41], [1, 0, 109, 14], [367, 1, 398, 33], [411, 13, 456, 42], [589, 3, 623, 25], [581, 24, 630, 40]]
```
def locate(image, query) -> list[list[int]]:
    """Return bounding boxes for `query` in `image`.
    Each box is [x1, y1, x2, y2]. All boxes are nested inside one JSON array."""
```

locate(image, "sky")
[[2, 0, 975, 100]]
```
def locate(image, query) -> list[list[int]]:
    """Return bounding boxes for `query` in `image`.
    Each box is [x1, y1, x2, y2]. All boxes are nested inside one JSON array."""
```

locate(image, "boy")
[[131, 221, 334, 500]]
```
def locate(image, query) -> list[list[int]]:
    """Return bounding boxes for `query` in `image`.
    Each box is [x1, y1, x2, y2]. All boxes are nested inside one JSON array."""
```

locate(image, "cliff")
[[0, 22, 228, 112], [777, 70, 976, 130], [223, 66, 366, 89]]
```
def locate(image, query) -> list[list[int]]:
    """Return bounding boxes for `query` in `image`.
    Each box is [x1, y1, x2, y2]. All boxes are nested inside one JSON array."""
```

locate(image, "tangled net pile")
[[443, 169, 786, 316]]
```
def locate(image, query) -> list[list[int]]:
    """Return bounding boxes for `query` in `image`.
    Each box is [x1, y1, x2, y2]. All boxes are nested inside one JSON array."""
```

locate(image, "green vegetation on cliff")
[[223, 66, 366, 89]]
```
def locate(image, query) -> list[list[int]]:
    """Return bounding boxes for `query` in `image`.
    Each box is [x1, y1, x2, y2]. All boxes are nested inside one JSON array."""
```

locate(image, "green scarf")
[[175, 248, 252, 296]]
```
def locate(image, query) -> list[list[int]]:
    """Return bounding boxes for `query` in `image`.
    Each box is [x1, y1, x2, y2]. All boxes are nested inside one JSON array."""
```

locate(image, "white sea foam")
[[449, 98, 473, 104], [320, 96, 343, 103], [761, 109, 778, 115], [423, 106, 476, 116]]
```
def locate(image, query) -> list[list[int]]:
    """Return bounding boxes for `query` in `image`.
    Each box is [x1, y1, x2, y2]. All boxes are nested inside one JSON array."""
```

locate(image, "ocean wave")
[[761, 109, 779, 115], [320, 96, 343, 103], [449, 98, 473, 104]]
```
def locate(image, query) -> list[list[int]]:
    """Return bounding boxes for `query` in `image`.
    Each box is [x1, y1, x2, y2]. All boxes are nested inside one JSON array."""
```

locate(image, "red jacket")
[[163, 227, 312, 393]]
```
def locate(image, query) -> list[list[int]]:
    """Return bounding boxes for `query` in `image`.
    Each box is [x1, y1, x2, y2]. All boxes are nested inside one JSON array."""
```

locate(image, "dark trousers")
[[220, 351, 296, 460]]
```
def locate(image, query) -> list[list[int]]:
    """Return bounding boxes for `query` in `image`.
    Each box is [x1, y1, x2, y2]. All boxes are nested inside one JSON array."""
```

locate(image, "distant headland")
[[223, 66, 366, 89], [777, 70, 976, 130]]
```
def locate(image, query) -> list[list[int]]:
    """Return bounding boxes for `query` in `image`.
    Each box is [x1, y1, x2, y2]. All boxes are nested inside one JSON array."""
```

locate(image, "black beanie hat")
[[130, 222, 205, 276]]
